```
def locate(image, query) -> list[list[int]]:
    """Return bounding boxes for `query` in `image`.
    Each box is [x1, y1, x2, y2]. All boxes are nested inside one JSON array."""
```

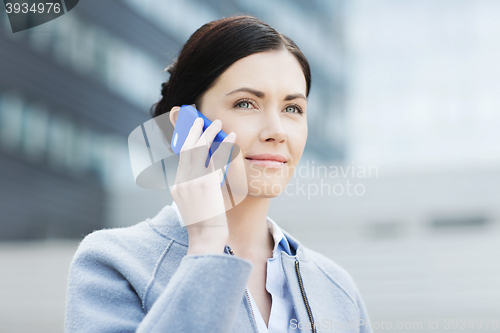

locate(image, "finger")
[[179, 118, 204, 165], [211, 132, 238, 170], [194, 119, 222, 152], [191, 119, 223, 171], [197, 131, 230, 177], [181, 117, 204, 152]]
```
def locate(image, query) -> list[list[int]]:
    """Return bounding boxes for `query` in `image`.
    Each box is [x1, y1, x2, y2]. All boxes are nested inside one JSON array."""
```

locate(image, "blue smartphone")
[[171, 105, 233, 187]]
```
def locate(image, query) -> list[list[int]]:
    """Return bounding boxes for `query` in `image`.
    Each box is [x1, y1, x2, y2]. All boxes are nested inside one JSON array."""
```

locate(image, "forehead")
[[211, 50, 307, 96]]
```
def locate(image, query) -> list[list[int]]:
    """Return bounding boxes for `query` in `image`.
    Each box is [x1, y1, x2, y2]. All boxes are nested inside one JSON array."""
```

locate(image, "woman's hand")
[[170, 110, 236, 255]]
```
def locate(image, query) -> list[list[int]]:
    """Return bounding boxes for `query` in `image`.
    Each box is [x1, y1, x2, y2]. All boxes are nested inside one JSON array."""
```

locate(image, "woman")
[[65, 15, 373, 333]]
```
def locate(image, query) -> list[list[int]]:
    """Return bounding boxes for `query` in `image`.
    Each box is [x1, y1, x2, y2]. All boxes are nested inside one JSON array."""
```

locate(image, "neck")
[[225, 196, 274, 261]]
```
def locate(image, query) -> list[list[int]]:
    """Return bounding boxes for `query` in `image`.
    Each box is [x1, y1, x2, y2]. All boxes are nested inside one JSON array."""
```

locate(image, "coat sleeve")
[[64, 231, 253, 333]]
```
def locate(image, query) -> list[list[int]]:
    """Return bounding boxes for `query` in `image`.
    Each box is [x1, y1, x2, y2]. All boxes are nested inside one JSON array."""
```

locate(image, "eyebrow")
[[226, 87, 307, 101]]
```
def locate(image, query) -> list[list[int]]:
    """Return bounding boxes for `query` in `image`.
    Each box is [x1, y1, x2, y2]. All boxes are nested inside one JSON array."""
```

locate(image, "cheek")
[[289, 123, 308, 156], [228, 126, 251, 153], [296, 124, 308, 142]]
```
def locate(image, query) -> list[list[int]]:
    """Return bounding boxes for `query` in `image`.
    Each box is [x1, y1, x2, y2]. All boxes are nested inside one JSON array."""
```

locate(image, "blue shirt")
[[171, 201, 297, 333]]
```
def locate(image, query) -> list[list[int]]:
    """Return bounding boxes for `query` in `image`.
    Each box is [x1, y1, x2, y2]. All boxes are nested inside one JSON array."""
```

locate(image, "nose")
[[261, 108, 287, 143]]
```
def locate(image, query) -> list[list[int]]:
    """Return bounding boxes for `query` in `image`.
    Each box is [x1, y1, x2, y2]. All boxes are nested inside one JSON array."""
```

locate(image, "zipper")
[[295, 259, 316, 333], [244, 288, 258, 331], [226, 245, 258, 332]]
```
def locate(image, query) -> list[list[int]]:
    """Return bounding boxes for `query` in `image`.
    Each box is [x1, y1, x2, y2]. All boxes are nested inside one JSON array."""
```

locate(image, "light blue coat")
[[65, 204, 373, 333]]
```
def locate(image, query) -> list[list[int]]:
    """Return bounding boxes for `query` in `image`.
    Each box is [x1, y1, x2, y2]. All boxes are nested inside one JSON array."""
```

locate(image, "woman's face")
[[175, 50, 308, 198], [201, 49, 308, 198]]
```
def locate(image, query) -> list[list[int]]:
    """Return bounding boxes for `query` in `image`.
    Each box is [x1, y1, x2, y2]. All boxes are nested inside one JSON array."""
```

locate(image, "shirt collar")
[[170, 201, 293, 256], [267, 216, 293, 256]]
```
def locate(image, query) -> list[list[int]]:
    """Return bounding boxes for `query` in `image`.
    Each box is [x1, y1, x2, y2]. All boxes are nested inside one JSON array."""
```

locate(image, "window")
[[47, 114, 72, 170], [22, 102, 50, 162], [72, 126, 93, 174], [0, 92, 24, 152], [52, 15, 74, 66]]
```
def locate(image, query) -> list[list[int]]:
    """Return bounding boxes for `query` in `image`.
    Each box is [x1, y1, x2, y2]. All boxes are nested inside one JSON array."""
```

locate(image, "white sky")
[[344, 0, 500, 172]]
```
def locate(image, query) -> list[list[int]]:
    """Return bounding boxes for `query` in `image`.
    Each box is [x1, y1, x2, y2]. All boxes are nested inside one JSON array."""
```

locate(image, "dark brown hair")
[[150, 15, 311, 120]]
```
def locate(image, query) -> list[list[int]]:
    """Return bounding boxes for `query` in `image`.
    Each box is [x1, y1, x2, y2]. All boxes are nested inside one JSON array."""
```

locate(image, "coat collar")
[[147, 203, 310, 263]]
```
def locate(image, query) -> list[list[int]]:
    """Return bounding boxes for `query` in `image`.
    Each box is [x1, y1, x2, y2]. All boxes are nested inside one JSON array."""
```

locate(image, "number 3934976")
[[3, 1, 80, 33]]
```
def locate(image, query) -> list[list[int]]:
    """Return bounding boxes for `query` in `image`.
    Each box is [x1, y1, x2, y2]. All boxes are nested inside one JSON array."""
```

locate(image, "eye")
[[284, 105, 304, 114], [237, 101, 250, 108], [234, 99, 255, 109]]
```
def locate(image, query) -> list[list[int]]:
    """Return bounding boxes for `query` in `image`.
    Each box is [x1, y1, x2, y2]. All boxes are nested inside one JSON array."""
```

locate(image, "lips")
[[244, 153, 287, 163]]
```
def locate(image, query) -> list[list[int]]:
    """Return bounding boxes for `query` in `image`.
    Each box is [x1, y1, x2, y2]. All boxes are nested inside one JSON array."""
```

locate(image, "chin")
[[247, 179, 287, 198]]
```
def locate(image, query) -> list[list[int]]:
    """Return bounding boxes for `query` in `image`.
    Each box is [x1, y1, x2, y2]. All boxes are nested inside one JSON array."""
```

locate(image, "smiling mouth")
[[244, 158, 286, 169], [245, 158, 286, 162]]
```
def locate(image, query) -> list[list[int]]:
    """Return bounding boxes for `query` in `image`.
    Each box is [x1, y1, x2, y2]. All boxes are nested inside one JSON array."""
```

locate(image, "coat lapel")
[[281, 229, 362, 333], [231, 294, 259, 333], [281, 253, 316, 332]]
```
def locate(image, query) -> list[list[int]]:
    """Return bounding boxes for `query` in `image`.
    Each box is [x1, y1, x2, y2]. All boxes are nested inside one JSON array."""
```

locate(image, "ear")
[[169, 106, 181, 127]]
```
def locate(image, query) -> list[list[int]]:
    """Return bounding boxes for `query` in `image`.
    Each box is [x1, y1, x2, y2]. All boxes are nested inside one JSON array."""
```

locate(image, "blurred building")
[[0, 0, 346, 240]]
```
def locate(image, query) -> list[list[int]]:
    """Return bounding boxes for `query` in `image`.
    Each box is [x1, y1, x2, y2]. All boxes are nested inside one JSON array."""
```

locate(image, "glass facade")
[[0, 89, 119, 183], [4, 11, 165, 113], [0, 0, 346, 239], [123, 0, 219, 42]]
